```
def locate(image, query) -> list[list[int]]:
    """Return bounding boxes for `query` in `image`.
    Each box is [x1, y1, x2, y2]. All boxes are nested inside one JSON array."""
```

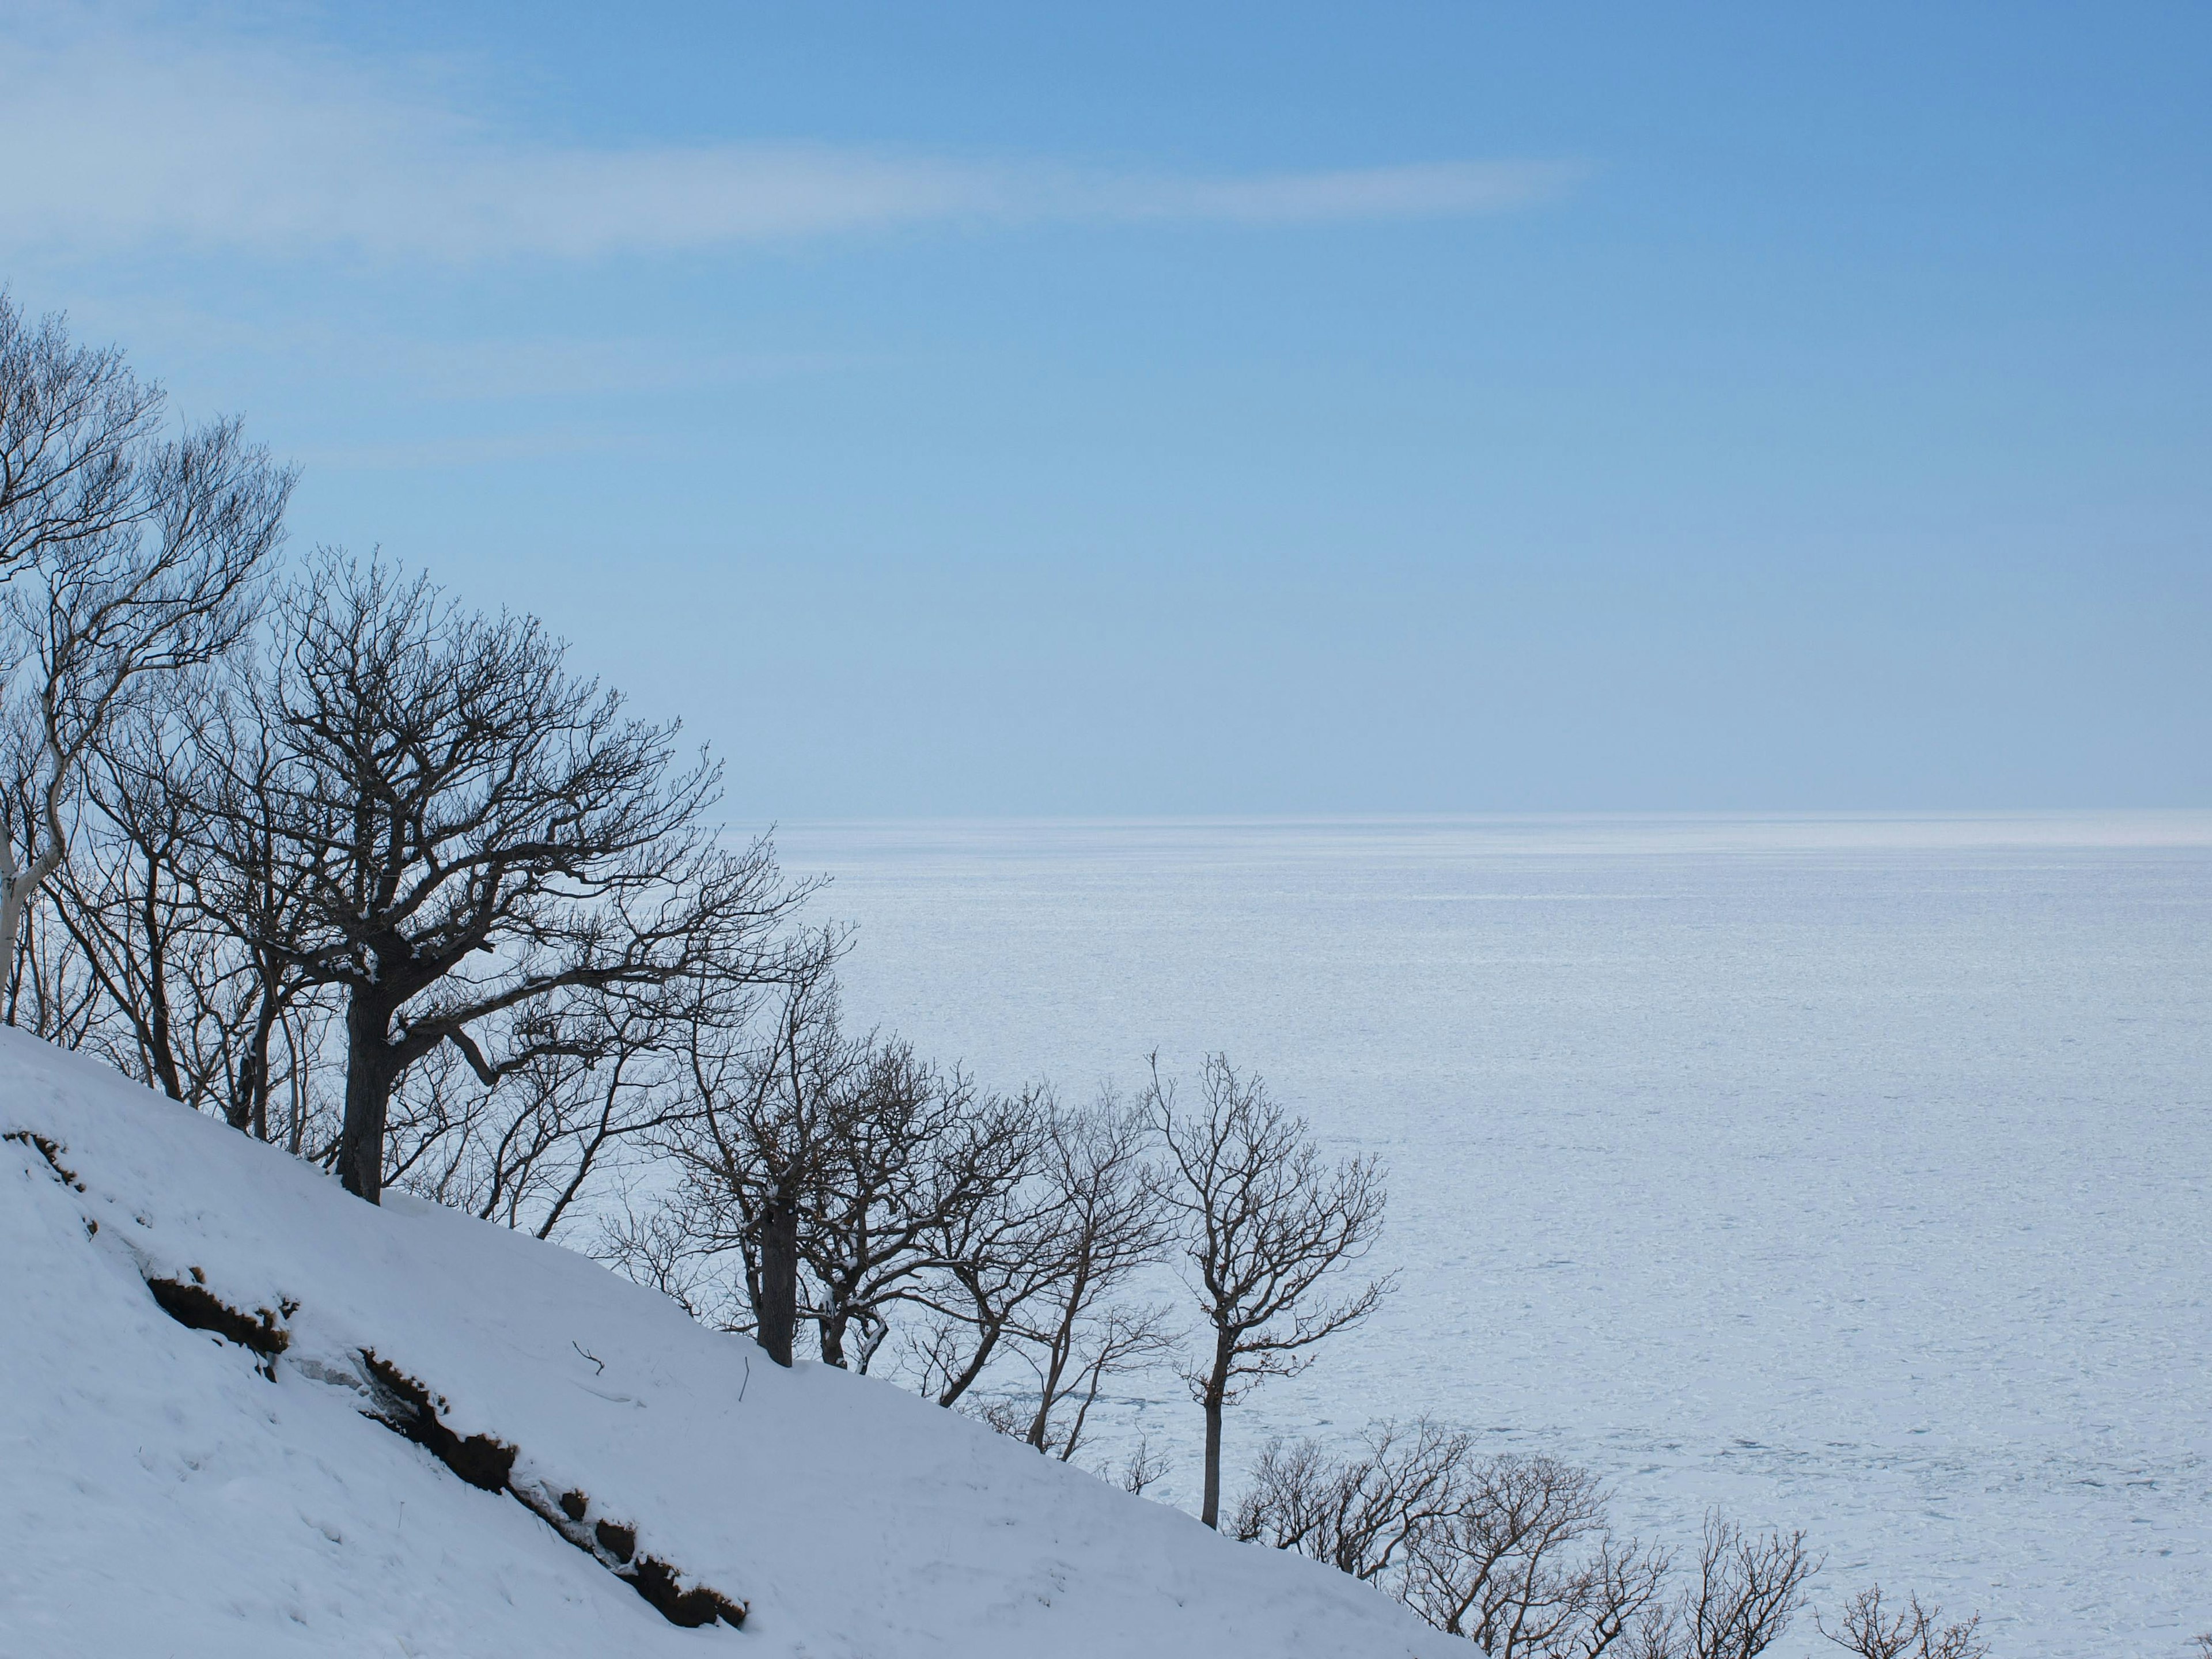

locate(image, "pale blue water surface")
[[770, 813, 2212, 1654]]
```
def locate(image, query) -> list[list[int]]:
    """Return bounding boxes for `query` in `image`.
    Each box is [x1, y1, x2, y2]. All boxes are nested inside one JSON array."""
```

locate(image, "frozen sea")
[[772, 813, 2211, 1655]]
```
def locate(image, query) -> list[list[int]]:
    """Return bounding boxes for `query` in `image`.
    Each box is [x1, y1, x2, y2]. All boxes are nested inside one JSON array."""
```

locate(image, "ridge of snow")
[[0, 1029, 1451, 1657]]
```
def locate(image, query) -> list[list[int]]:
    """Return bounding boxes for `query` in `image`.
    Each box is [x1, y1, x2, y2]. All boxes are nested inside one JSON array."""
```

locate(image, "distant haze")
[[5, 2, 2206, 813]]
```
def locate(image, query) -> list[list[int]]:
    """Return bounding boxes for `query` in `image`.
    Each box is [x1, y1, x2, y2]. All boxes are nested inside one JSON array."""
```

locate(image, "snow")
[[0, 1029, 1455, 1658], [774, 811, 2212, 1657]]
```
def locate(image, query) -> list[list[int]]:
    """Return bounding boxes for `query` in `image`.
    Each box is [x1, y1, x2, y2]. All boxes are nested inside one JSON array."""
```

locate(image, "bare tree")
[[645, 971, 1048, 1382], [35, 685, 332, 1140], [1234, 1429, 1671, 1656], [1230, 1429, 1849, 1659], [211, 554, 810, 1202], [1410, 1452, 1670, 1656], [600, 1179, 736, 1328], [804, 1041, 1037, 1374], [1635, 1516, 1817, 1659], [1817, 1586, 1987, 1659], [39, 696, 229, 1105], [662, 950, 853, 1365], [1, 867, 104, 1045], [904, 1082, 1062, 1408], [0, 415, 289, 969], [1005, 1088, 1177, 1459], [0, 293, 165, 573], [1237, 1421, 1470, 1586], [1146, 1051, 1391, 1528], [1110, 1430, 1168, 1497]]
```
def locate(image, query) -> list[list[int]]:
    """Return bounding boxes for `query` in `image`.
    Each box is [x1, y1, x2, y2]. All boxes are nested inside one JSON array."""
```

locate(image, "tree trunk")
[[935, 1287, 1001, 1407], [1026, 1332, 1073, 1450], [238, 988, 281, 1140], [1200, 1334, 1233, 1528], [336, 993, 403, 1203], [138, 848, 187, 1104], [0, 879, 26, 1023], [752, 1200, 799, 1367], [0, 849, 59, 994]]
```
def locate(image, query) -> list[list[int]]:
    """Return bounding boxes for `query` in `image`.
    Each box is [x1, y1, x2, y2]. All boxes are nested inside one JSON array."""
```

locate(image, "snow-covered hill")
[[0, 1031, 1449, 1657]]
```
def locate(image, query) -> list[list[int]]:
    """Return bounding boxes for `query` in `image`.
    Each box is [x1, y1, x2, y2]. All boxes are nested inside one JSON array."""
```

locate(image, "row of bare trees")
[[604, 1001, 1389, 1524], [1234, 1424, 1991, 1658], [2, 295, 1395, 1523]]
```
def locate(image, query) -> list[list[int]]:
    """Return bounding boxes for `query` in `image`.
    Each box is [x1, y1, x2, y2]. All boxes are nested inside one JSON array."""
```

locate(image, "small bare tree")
[[1005, 1088, 1177, 1459], [1635, 1516, 1817, 1659], [212, 554, 810, 1202], [1817, 1586, 1988, 1659], [1, 866, 104, 1043], [905, 1082, 1063, 1408], [39, 696, 231, 1105], [1409, 1452, 1671, 1654], [1146, 1051, 1390, 1528], [1237, 1421, 1471, 1585], [645, 973, 1048, 1381], [1236, 1429, 1672, 1655], [1110, 1431, 1169, 1496]]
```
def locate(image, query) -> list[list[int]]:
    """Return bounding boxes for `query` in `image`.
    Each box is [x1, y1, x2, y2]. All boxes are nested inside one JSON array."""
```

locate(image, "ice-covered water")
[[771, 813, 2211, 1654]]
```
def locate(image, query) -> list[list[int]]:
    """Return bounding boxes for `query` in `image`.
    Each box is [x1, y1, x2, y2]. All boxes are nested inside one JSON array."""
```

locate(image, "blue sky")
[[3, 1, 2207, 814]]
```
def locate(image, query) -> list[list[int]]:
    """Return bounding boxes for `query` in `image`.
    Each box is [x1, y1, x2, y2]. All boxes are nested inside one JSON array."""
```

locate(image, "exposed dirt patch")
[[361, 1352, 518, 1493], [354, 1353, 745, 1630], [145, 1277, 291, 1372], [21, 1122, 746, 1632], [627, 1555, 749, 1628], [13, 1133, 290, 1372], [6, 1128, 84, 1191]]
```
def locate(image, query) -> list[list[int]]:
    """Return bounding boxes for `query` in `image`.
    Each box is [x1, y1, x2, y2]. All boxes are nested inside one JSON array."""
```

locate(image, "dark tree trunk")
[[1200, 1333, 1233, 1529], [935, 1298, 1001, 1407], [336, 993, 403, 1203], [752, 1200, 799, 1368], [139, 850, 186, 1106], [243, 988, 280, 1141], [817, 1308, 849, 1369]]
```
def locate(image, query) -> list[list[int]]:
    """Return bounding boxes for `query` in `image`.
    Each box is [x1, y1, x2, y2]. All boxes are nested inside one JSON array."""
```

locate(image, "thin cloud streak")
[[0, 9, 1580, 263]]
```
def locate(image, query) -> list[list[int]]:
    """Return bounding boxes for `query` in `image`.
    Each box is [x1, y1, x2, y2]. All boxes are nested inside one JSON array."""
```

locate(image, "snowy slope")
[[0, 1030, 1451, 1658]]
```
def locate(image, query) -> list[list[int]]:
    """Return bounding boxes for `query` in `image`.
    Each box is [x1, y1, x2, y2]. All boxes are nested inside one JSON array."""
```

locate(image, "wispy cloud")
[[0, 6, 1580, 263]]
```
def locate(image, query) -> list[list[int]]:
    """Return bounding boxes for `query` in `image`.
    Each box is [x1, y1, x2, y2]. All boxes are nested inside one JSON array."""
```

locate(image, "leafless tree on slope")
[[209, 554, 812, 1203], [1147, 1051, 1390, 1529]]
